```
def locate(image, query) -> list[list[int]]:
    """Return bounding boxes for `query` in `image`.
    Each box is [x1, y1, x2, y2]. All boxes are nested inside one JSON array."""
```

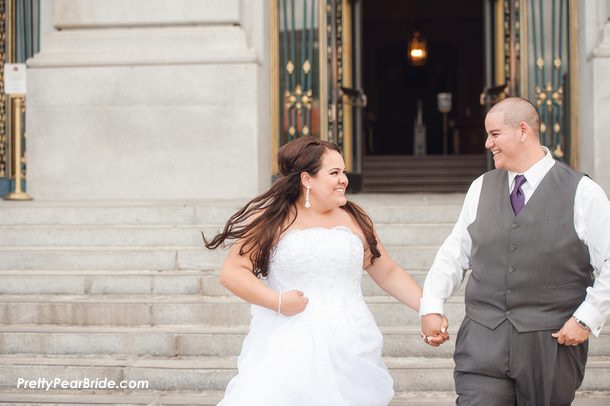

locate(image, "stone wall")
[[26, 0, 271, 200]]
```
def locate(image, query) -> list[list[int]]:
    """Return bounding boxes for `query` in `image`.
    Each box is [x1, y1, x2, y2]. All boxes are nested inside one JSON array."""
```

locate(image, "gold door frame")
[[2, 0, 37, 200], [270, 0, 353, 176], [568, 0, 579, 170], [491, 0, 579, 169]]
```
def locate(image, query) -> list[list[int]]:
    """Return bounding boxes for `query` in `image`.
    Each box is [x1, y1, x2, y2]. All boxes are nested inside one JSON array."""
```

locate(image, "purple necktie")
[[510, 175, 527, 216]]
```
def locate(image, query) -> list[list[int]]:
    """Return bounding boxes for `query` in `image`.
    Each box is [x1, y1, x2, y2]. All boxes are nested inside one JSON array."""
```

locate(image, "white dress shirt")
[[420, 148, 610, 337]]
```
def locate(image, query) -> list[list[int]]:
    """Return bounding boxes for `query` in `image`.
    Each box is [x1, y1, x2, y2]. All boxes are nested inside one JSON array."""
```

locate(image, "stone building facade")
[[22, 0, 610, 201]]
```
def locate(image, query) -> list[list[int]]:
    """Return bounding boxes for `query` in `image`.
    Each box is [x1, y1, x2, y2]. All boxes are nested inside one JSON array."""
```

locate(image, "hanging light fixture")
[[408, 31, 427, 66]]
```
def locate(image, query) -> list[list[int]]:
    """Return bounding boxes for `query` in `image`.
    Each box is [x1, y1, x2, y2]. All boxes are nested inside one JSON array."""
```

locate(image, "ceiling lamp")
[[408, 31, 427, 66]]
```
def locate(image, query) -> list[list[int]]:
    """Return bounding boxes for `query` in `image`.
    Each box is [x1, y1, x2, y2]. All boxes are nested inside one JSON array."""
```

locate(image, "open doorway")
[[360, 0, 488, 192]]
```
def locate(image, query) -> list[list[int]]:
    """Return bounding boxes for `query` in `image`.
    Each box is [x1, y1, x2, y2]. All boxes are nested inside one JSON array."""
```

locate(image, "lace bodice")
[[267, 226, 375, 335]]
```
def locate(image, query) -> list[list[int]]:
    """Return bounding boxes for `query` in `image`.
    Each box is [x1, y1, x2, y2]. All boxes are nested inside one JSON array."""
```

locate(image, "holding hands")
[[421, 313, 450, 347]]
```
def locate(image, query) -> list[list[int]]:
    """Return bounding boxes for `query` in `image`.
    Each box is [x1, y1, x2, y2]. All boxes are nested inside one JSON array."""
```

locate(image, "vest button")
[[507, 290, 512, 295], [512, 223, 518, 229], [508, 267, 514, 272], [510, 245, 515, 250], [506, 311, 511, 316]]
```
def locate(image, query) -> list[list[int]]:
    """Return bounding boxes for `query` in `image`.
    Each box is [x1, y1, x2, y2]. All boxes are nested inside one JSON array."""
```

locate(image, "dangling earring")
[[305, 186, 311, 208]]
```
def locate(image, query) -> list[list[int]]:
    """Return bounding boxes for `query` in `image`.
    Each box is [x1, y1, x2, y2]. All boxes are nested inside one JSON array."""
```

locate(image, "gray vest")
[[465, 162, 594, 332]]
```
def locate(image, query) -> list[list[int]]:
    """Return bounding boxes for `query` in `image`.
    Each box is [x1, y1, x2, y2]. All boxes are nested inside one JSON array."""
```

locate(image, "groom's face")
[[484, 112, 522, 172]]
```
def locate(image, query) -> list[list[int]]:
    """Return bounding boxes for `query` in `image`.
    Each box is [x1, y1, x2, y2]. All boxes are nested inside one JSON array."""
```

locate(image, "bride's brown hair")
[[203, 136, 381, 278]]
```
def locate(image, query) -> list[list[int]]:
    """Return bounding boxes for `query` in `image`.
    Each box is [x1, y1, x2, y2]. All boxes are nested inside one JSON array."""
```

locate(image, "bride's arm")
[[363, 235, 422, 312], [219, 240, 308, 317], [364, 233, 449, 345]]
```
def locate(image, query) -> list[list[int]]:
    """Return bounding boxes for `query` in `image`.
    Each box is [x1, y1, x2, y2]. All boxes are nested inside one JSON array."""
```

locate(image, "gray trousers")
[[454, 317, 588, 406]]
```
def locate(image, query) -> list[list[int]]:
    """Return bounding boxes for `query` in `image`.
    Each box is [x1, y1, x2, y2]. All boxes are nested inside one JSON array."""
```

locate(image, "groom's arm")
[[554, 176, 610, 344], [420, 176, 483, 344]]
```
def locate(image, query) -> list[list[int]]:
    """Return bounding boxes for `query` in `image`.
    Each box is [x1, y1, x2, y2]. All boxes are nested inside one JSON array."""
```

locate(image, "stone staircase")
[[362, 155, 487, 194], [0, 196, 609, 406]]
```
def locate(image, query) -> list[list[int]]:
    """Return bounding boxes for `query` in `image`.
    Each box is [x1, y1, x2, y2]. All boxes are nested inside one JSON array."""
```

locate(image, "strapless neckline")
[[279, 225, 364, 248]]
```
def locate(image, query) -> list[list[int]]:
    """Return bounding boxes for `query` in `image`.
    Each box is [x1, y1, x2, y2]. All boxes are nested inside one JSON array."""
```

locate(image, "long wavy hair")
[[203, 136, 381, 278]]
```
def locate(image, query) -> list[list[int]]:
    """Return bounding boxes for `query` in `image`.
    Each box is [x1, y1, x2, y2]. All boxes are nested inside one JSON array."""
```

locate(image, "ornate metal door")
[[481, 0, 579, 168], [271, 0, 365, 176], [1, 0, 40, 198]]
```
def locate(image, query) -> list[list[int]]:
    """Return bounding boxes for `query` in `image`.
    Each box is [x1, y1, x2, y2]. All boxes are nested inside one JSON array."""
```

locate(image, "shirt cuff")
[[419, 297, 445, 317], [573, 301, 605, 337]]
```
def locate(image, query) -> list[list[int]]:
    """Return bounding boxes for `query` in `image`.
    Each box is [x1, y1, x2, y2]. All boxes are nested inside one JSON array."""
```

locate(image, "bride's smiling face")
[[307, 149, 348, 208]]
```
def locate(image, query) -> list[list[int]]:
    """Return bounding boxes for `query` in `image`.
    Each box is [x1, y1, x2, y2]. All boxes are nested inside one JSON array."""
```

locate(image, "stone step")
[[0, 391, 225, 406], [350, 194, 463, 224], [363, 166, 483, 176], [0, 295, 466, 327], [0, 325, 251, 358], [390, 392, 610, 406], [362, 184, 472, 193], [363, 271, 468, 297], [362, 154, 486, 165], [377, 224, 453, 246], [0, 269, 463, 297], [0, 225, 223, 247], [0, 223, 453, 247], [0, 325, 456, 358], [0, 247, 226, 271], [1, 355, 609, 393], [1, 391, 608, 406], [0, 201, 243, 226], [361, 156, 484, 194], [385, 325, 610, 358], [3, 324, 609, 359], [0, 196, 463, 226], [0, 270, 229, 296], [0, 245, 439, 271], [386, 357, 610, 392], [0, 356, 236, 392]]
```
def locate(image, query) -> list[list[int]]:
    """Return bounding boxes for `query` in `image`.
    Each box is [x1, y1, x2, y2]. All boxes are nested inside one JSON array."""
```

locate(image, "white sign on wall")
[[4, 63, 27, 95], [437, 92, 452, 113]]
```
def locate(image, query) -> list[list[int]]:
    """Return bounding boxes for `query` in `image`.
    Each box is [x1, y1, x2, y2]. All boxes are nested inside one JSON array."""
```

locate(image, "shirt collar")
[[508, 147, 555, 189]]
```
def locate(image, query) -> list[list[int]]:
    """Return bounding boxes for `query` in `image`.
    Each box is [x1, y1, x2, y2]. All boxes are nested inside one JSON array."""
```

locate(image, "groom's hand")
[[552, 316, 590, 346], [421, 313, 450, 347]]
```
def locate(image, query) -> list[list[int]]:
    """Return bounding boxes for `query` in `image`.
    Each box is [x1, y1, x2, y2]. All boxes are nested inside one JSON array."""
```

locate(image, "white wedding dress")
[[218, 226, 394, 406]]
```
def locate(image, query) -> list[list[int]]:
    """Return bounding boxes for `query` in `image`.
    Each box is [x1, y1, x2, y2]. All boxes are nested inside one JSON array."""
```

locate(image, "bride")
[[204, 136, 448, 405]]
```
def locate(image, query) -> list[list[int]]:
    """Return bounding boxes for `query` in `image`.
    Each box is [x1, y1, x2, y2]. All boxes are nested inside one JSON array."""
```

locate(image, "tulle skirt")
[[217, 299, 394, 406]]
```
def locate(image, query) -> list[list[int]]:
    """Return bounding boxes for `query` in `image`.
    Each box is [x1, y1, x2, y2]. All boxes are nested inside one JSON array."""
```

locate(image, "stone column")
[[26, 0, 271, 200], [579, 0, 610, 194]]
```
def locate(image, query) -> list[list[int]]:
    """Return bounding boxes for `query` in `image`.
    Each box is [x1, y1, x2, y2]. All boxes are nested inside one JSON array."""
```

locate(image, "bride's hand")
[[421, 313, 450, 346], [280, 290, 309, 316]]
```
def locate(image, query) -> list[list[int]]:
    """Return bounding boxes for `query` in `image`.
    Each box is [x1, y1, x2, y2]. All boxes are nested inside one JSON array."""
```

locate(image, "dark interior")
[[362, 0, 487, 155]]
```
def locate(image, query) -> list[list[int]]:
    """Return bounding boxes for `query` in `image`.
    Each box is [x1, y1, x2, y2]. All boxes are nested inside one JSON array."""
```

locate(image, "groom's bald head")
[[488, 97, 540, 137]]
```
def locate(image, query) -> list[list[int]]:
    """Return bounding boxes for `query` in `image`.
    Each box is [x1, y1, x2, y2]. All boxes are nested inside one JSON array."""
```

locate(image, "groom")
[[420, 97, 610, 405]]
